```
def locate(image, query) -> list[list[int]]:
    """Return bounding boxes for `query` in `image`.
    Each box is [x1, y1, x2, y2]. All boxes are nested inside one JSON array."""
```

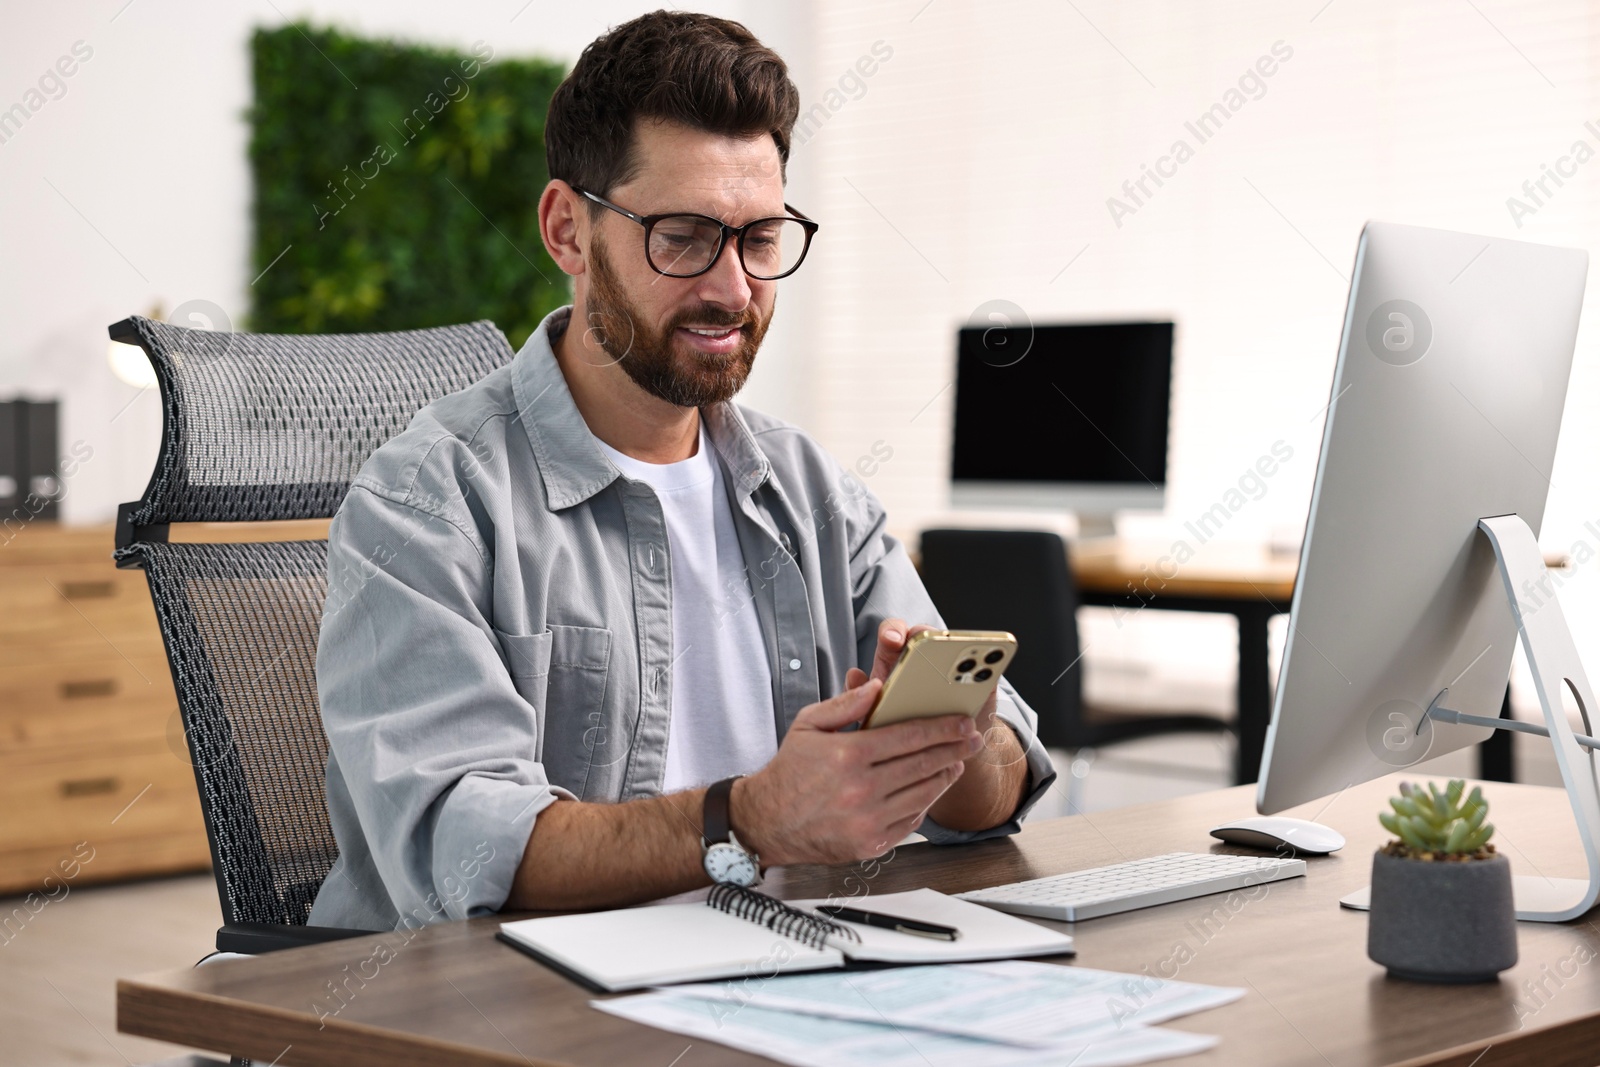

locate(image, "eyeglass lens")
[[648, 216, 808, 278]]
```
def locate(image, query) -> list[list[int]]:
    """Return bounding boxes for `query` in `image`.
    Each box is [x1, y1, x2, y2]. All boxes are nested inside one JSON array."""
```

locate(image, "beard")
[[581, 232, 770, 408]]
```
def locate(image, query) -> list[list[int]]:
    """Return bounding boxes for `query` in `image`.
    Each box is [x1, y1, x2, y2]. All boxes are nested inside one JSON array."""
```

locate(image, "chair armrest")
[[216, 922, 378, 955]]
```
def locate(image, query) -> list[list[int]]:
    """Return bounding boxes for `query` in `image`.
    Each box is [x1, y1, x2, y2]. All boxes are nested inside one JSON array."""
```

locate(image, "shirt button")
[[788, 658, 802, 671]]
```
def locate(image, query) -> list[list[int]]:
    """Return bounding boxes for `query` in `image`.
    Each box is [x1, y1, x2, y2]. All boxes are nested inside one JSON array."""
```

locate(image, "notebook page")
[[500, 902, 843, 991], [789, 888, 1074, 963]]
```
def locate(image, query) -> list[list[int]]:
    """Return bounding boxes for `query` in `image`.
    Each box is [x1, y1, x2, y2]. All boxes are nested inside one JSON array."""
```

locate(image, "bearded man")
[[309, 10, 1056, 931]]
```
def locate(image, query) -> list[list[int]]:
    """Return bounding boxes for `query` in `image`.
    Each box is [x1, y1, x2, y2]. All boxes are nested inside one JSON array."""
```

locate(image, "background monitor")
[[949, 321, 1173, 535], [1257, 221, 1588, 814]]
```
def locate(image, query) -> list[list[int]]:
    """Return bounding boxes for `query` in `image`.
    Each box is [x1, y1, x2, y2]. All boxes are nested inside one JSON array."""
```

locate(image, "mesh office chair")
[[918, 528, 1233, 753], [110, 313, 516, 956]]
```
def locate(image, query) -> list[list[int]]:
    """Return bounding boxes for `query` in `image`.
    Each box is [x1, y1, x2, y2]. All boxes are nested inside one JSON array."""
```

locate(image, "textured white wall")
[[800, 0, 1600, 542], [794, 0, 1600, 698]]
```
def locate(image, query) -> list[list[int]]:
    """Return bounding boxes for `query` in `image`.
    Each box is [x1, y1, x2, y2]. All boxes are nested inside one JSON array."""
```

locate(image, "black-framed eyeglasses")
[[574, 186, 819, 280]]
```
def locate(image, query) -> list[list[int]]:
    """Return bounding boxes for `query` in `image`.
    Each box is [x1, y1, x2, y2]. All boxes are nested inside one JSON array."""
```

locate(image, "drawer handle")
[[60, 777, 120, 798], [61, 678, 118, 699], [61, 580, 116, 600]]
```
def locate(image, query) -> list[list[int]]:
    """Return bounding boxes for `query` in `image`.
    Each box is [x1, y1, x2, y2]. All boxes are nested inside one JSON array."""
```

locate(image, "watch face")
[[704, 842, 758, 886]]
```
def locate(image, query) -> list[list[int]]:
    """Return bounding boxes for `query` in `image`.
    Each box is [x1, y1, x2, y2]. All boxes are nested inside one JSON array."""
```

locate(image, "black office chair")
[[110, 313, 516, 958], [918, 528, 1233, 755]]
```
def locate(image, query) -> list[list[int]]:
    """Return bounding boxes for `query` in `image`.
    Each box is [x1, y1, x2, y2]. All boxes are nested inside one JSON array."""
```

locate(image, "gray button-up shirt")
[[309, 306, 1058, 932]]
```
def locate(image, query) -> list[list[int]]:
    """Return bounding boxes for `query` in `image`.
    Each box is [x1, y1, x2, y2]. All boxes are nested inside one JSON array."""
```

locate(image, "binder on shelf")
[[0, 401, 20, 514], [21, 400, 61, 520]]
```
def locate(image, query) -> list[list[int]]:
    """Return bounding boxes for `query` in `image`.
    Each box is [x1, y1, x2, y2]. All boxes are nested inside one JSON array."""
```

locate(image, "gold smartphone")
[[861, 629, 1018, 729]]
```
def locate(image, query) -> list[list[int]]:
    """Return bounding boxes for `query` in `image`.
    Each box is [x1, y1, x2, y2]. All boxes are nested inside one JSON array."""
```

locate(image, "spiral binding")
[[706, 883, 863, 951]]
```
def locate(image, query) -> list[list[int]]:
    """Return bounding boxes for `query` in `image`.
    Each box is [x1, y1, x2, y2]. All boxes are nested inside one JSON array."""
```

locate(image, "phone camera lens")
[[956, 658, 977, 673], [974, 668, 993, 681], [983, 649, 1004, 664]]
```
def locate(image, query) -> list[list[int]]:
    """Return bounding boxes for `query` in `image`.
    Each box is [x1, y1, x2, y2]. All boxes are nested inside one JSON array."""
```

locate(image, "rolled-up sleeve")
[[316, 483, 569, 923], [843, 481, 1058, 845], [916, 678, 1058, 845]]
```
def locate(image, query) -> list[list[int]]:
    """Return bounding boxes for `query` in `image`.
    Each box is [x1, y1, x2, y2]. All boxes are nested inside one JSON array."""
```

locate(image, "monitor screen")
[[950, 321, 1173, 488]]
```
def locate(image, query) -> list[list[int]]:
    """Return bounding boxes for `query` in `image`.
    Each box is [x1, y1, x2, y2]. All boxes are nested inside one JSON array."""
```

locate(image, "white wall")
[[793, 0, 1600, 701], [799, 0, 1600, 537]]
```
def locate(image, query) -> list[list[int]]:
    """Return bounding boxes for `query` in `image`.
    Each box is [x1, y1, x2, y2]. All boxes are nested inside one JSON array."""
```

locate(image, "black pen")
[[814, 905, 962, 941]]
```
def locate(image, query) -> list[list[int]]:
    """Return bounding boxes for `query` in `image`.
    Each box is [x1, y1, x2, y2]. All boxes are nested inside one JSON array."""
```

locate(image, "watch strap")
[[703, 775, 741, 846]]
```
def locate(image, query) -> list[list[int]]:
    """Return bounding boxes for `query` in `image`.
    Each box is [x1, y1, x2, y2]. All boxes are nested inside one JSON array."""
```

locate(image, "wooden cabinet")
[[0, 519, 328, 896]]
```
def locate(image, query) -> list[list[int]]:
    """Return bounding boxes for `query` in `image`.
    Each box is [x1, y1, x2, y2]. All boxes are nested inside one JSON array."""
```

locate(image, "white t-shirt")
[[595, 424, 778, 791]]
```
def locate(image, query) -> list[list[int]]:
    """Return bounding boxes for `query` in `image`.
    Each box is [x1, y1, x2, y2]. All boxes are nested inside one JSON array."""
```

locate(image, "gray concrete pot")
[[1367, 849, 1517, 982]]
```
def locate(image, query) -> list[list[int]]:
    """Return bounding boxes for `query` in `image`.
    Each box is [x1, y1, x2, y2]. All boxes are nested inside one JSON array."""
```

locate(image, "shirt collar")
[[512, 305, 773, 511]]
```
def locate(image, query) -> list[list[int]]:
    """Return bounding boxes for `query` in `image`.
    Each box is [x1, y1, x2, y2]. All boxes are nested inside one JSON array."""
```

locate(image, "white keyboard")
[[955, 852, 1307, 922]]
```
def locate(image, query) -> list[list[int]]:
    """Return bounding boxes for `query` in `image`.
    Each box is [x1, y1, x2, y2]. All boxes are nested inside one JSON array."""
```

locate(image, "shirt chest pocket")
[[493, 625, 615, 799]]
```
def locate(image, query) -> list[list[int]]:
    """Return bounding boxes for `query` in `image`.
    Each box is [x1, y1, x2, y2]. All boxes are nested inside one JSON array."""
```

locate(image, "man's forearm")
[[505, 789, 710, 911], [925, 722, 1030, 832], [500, 688, 1025, 910]]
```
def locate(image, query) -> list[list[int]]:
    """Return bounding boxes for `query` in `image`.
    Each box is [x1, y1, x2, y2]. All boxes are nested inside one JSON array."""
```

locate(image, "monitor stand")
[[1339, 513, 1600, 922]]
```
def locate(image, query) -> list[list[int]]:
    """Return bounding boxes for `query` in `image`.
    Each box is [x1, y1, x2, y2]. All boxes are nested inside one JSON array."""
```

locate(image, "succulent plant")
[[1379, 780, 1495, 857]]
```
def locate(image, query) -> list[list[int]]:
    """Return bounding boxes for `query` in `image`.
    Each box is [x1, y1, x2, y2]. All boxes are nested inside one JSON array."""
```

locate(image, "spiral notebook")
[[497, 885, 1075, 993]]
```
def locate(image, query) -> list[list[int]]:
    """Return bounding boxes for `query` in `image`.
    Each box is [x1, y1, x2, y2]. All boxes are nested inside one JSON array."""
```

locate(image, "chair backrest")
[[917, 528, 1084, 749], [110, 314, 515, 927]]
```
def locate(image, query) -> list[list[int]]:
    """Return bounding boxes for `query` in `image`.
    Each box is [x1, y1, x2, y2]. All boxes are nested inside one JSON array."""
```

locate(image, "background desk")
[[1073, 539, 1294, 786], [1072, 539, 1525, 788], [121, 777, 1600, 1066]]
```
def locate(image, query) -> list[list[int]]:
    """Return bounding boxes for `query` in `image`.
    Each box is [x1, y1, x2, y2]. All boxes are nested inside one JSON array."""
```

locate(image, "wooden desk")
[[120, 777, 1600, 1066]]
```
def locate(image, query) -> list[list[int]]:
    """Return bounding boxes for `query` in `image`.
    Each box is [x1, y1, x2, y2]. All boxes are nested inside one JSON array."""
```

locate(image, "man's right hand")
[[730, 677, 982, 866]]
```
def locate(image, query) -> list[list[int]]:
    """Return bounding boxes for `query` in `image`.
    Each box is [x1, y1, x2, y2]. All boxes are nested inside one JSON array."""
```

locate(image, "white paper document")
[[592, 991, 1217, 1067], [662, 959, 1243, 1047]]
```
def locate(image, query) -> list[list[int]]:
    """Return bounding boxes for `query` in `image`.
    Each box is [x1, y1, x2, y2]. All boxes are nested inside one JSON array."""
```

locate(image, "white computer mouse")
[[1209, 816, 1345, 855]]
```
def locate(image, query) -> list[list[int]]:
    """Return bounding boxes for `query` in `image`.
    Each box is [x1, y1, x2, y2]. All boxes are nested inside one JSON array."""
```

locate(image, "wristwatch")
[[702, 775, 762, 887]]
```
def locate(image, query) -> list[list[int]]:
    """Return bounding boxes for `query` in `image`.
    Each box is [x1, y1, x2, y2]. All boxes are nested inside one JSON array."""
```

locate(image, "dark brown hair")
[[545, 11, 800, 201]]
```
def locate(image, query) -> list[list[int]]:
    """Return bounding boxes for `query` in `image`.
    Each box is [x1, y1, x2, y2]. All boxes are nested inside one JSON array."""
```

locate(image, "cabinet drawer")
[[0, 565, 165, 665], [0, 658, 177, 757], [0, 743, 205, 860], [0, 830, 211, 896], [0, 523, 117, 566], [0, 526, 223, 895]]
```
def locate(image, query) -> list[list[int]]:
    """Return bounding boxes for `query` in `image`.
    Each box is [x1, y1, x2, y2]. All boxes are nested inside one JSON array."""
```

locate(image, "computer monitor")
[[1256, 220, 1599, 921], [949, 321, 1172, 536]]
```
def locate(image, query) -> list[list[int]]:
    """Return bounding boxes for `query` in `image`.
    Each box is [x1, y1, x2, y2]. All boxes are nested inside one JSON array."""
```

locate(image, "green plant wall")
[[248, 23, 569, 349]]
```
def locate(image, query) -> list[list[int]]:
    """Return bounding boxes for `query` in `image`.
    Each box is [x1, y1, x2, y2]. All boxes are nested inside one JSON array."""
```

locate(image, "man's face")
[[578, 120, 784, 408]]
